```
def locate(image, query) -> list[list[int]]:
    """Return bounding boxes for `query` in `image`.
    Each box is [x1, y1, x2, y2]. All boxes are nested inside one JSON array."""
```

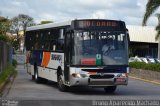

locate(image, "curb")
[[0, 73, 17, 97], [129, 76, 160, 85], [0, 76, 11, 93]]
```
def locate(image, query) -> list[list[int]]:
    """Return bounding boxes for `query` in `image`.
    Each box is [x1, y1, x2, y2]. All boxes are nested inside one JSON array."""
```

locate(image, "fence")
[[0, 41, 12, 72], [12, 54, 25, 65]]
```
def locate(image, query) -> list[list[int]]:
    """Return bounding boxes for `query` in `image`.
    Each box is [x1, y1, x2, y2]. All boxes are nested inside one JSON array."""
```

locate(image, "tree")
[[18, 14, 35, 36], [142, 0, 160, 26], [11, 14, 35, 50], [0, 16, 11, 35], [142, 0, 160, 58], [142, 0, 160, 40], [155, 14, 160, 40], [10, 16, 21, 47], [0, 16, 11, 42], [0, 35, 9, 42]]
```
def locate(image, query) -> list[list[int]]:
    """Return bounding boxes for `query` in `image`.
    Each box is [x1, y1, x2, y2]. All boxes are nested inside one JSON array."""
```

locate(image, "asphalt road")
[[2, 65, 160, 105]]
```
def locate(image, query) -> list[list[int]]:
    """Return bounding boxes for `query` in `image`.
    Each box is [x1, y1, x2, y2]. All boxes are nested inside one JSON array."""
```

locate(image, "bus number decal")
[[51, 54, 62, 61]]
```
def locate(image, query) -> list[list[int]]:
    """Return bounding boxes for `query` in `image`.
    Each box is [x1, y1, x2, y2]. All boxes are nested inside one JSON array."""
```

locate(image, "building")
[[127, 25, 160, 59]]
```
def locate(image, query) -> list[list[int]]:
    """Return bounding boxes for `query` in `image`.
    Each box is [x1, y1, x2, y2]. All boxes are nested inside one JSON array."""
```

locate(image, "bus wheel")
[[104, 86, 117, 93], [32, 75, 35, 80], [35, 68, 41, 83], [57, 74, 68, 92]]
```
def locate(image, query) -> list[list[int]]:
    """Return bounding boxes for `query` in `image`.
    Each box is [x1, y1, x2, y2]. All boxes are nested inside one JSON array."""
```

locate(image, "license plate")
[[116, 78, 126, 82]]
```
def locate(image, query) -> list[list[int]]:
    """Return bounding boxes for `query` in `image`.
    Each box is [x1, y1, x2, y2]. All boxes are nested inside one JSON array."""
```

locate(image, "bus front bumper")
[[69, 73, 128, 87]]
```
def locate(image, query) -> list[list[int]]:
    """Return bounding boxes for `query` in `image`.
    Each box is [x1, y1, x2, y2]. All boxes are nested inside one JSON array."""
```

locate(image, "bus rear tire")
[[35, 68, 41, 83], [104, 86, 117, 93], [57, 74, 68, 92]]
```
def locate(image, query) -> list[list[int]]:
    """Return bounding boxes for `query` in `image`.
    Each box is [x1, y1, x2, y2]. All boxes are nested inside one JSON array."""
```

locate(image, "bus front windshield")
[[72, 30, 128, 65]]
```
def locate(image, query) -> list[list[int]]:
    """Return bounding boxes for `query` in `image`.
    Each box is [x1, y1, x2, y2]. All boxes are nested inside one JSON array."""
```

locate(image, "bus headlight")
[[117, 73, 128, 77], [72, 73, 89, 78], [72, 73, 81, 78]]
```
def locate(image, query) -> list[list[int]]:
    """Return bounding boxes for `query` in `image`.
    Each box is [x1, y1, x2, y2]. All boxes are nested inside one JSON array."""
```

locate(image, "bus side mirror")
[[126, 29, 130, 45], [127, 33, 130, 45]]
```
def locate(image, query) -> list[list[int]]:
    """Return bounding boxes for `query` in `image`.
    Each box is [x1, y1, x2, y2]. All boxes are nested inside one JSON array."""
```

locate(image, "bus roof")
[[26, 20, 71, 31], [26, 19, 126, 31]]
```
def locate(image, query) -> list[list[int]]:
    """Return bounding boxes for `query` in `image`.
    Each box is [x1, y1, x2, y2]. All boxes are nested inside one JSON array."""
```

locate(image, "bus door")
[[64, 31, 73, 82]]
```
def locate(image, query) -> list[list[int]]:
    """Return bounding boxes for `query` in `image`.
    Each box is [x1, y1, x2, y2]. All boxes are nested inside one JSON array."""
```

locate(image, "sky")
[[0, 0, 159, 26]]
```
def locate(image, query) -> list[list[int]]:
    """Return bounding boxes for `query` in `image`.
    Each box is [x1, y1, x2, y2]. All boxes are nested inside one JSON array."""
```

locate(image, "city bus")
[[25, 19, 129, 93]]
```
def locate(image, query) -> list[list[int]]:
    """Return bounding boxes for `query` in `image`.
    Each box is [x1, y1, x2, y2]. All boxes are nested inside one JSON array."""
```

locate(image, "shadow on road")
[[33, 80, 118, 95], [29, 78, 160, 96]]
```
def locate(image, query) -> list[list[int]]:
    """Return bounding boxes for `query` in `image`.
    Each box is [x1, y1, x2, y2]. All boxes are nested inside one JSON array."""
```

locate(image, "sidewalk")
[[0, 65, 17, 97]]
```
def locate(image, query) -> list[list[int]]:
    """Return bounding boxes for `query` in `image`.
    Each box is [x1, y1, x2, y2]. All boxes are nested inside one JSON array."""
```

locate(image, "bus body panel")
[[68, 67, 128, 86], [26, 63, 32, 75], [29, 51, 64, 82], [25, 19, 129, 89], [30, 65, 34, 76]]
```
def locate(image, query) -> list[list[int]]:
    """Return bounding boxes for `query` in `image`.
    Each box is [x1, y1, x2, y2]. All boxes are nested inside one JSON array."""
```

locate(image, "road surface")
[[2, 65, 160, 105]]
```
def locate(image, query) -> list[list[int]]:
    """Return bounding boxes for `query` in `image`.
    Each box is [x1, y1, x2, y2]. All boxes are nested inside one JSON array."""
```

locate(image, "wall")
[[129, 68, 160, 81], [0, 41, 12, 72]]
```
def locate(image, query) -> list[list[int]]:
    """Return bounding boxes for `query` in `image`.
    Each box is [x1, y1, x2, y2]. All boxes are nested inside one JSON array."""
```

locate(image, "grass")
[[129, 62, 160, 72], [12, 59, 18, 67], [0, 64, 17, 86]]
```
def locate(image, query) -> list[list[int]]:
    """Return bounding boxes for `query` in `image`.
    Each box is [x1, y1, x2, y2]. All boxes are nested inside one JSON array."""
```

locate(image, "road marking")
[[129, 76, 160, 85]]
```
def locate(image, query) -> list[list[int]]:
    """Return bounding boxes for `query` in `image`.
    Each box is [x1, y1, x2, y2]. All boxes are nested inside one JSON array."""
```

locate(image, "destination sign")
[[71, 19, 126, 31], [78, 21, 118, 27]]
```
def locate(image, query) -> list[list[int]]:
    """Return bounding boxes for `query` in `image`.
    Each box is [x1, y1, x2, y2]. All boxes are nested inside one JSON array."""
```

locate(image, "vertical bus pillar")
[[158, 41, 160, 59]]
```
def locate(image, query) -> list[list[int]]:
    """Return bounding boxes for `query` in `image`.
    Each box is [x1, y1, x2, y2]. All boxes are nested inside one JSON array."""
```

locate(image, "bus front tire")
[[35, 68, 41, 83], [57, 74, 68, 92], [104, 86, 117, 93], [32, 75, 35, 80]]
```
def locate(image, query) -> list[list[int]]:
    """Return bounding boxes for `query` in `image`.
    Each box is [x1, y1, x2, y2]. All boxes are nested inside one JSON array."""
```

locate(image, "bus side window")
[[49, 28, 56, 50], [50, 41, 56, 51], [57, 39, 64, 51], [53, 44, 56, 51], [56, 29, 64, 51], [43, 30, 51, 50], [40, 31, 44, 50], [34, 32, 39, 50], [31, 31, 36, 50], [26, 32, 31, 50]]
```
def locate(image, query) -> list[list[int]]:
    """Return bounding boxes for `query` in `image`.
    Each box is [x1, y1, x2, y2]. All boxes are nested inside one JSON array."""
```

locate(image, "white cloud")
[[147, 16, 158, 26], [91, 10, 119, 20], [124, 16, 142, 25], [92, 11, 106, 19], [0, 0, 157, 26]]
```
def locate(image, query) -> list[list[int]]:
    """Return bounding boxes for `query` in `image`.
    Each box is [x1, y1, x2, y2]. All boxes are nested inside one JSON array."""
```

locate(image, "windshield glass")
[[72, 30, 128, 65]]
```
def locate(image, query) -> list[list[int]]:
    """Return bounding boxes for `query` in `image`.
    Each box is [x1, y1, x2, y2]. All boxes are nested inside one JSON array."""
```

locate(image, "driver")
[[102, 38, 115, 54]]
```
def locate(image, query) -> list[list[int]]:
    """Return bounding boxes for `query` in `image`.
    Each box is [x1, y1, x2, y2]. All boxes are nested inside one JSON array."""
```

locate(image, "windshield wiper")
[[102, 45, 115, 56]]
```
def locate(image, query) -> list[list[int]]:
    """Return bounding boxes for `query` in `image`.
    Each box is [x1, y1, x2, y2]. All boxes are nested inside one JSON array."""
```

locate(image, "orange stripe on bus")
[[88, 72, 97, 75], [41, 52, 51, 67]]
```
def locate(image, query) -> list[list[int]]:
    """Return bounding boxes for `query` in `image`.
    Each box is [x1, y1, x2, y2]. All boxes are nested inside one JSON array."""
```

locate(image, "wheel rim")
[[58, 75, 63, 88], [35, 71, 38, 80]]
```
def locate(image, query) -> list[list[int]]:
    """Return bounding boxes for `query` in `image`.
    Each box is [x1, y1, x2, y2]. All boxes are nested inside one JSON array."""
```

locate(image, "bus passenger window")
[[41, 45, 44, 49], [50, 41, 56, 51], [56, 39, 64, 51], [53, 45, 56, 51], [45, 42, 50, 50], [34, 42, 39, 50]]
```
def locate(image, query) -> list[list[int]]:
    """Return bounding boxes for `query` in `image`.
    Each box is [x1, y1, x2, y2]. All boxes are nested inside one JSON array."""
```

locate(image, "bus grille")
[[89, 81, 114, 86], [90, 74, 114, 79]]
